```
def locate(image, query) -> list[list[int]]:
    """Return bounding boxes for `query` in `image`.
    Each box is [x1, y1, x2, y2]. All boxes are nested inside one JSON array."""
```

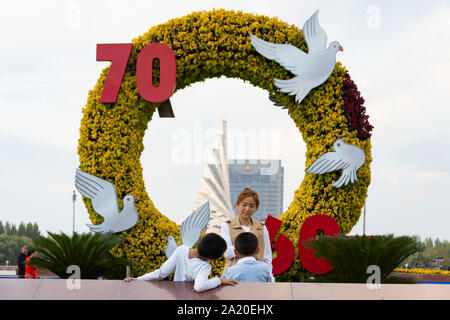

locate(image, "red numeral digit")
[[136, 43, 176, 103], [265, 215, 295, 275], [298, 215, 341, 274], [96, 43, 133, 103]]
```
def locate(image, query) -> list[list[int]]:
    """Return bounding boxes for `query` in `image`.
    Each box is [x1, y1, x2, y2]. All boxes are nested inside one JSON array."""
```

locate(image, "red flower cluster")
[[342, 72, 373, 140]]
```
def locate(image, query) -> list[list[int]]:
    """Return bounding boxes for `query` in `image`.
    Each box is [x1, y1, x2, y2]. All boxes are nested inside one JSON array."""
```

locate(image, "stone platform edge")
[[0, 279, 449, 300]]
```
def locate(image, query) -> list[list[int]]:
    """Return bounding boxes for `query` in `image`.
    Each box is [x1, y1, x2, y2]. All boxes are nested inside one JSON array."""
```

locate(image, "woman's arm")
[[262, 226, 273, 274], [264, 226, 275, 282], [220, 223, 236, 260]]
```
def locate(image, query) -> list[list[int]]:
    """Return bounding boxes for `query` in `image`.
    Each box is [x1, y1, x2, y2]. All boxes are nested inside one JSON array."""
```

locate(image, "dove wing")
[[75, 169, 119, 219], [303, 10, 328, 55], [165, 237, 178, 259], [180, 201, 210, 248], [332, 167, 356, 188], [306, 151, 350, 174], [250, 33, 307, 76]]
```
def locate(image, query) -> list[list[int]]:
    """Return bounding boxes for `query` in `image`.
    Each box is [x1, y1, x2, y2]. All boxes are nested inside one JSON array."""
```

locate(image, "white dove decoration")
[[164, 236, 178, 259], [306, 138, 366, 188], [75, 169, 139, 233], [164, 201, 210, 258], [250, 10, 343, 104]]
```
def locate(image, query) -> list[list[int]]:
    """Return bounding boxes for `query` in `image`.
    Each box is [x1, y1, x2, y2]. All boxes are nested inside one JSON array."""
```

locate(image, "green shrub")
[[29, 232, 132, 279], [304, 234, 420, 283]]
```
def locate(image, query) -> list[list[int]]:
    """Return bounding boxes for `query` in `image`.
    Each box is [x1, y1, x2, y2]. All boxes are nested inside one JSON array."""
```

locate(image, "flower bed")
[[394, 268, 450, 276], [392, 268, 450, 283]]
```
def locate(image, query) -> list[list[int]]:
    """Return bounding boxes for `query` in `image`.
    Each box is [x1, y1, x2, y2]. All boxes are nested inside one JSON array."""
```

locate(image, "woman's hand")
[[123, 277, 137, 282], [220, 278, 239, 286]]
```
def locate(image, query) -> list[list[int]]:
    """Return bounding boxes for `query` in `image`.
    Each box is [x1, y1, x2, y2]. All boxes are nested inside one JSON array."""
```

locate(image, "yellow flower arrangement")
[[394, 268, 450, 276], [78, 9, 372, 279]]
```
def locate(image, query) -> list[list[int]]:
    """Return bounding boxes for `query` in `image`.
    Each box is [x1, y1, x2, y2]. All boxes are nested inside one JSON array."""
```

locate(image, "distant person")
[[222, 232, 272, 282], [123, 233, 238, 292], [25, 250, 38, 279], [16, 245, 29, 278]]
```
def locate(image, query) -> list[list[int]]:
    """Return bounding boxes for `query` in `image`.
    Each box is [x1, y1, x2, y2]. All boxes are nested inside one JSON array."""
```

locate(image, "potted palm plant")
[[304, 234, 421, 283], [28, 232, 132, 279]]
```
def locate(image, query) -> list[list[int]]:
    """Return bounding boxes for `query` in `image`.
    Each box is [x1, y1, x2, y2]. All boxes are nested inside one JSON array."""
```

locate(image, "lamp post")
[[72, 190, 76, 234]]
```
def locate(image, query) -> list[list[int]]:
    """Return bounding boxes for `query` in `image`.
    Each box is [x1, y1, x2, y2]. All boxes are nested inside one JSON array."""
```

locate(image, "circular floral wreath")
[[78, 9, 373, 280]]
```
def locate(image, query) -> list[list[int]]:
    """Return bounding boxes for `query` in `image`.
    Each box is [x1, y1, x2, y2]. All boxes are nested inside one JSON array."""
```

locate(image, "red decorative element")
[[97, 43, 133, 103], [265, 215, 282, 244], [265, 215, 295, 275], [271, 235, 295, 275], [136, 43, 176, 103], [299, 215, 341, 274], [342, 71, 373, 140]]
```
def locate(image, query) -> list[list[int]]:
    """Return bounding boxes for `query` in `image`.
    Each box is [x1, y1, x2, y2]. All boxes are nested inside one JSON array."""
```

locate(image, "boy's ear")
[[234, 248, 239, 256], [255, 246, 260, 255]]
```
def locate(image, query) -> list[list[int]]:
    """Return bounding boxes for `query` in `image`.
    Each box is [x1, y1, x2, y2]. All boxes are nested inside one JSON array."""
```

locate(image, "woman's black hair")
[[197, 233, 227, 260]]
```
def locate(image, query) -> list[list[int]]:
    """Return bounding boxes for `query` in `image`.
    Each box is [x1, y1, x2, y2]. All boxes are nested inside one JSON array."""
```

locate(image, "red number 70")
[[96, 43, 176, 104]]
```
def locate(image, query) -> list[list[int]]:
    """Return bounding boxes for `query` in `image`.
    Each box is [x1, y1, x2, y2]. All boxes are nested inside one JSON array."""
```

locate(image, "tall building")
[[193, 120, 234, 234], [193, 120, 285, 232], [228, 159, 284, 221]]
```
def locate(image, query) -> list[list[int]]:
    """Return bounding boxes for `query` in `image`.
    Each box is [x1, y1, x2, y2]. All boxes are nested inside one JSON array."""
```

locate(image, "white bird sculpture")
[[250, 9, 343, 104], [164, 201, 210, 258], [306, 138, 366, 188], [164, 236, 178, 259], [75, 169, 139, 233]]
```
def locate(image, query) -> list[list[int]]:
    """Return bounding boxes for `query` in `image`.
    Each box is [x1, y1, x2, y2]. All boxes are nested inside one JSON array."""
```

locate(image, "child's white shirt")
[[137, 245, 221, 292]]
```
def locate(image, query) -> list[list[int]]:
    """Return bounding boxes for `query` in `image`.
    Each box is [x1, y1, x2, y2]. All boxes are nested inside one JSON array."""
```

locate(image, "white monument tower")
[[192, 120, 235, 233]]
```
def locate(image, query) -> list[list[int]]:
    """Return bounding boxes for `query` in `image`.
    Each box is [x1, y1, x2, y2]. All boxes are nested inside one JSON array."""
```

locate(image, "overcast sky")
[[1, 0, 449, 242]]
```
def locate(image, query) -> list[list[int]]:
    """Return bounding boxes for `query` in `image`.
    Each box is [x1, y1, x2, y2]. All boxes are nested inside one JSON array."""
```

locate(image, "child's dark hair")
[[235, 232, 259, 256], [197, 233, 227, 260]]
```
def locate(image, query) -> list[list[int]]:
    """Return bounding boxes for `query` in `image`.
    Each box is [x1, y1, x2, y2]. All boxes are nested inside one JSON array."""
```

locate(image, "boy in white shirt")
[[123, 233, 238, 292]]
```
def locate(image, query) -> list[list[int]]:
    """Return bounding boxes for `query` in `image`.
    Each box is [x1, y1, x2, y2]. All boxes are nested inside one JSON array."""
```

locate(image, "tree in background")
[[0, 221, 41, 265], [18, 223, 26, 237], [0, 234, 33, 265], [403, 237, 450, 269], [0, 221, 41, 241], [8, 224, 18, 236]]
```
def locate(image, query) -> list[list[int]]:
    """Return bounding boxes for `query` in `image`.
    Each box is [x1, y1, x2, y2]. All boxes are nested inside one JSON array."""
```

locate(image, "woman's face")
[[238, 196, 257, 220]]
